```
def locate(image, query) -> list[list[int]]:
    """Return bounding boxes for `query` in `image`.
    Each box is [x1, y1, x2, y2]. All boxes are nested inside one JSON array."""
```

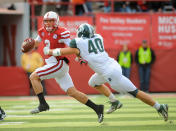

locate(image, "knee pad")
[[128, 89, 139, 97]]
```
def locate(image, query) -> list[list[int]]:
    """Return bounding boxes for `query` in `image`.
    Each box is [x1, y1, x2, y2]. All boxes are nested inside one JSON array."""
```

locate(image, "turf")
[[0, 94, 175, 131]]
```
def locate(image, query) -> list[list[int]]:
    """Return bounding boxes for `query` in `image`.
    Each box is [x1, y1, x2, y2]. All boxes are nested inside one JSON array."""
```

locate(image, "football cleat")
[[30, 103, 49, 114], [106, 100, 123, 114], [157, 104, 168, 121], [0, 107, 6, 121], [97, 105, 104, 123]]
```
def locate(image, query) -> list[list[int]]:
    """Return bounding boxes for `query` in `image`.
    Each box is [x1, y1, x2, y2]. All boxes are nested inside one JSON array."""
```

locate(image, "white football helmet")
[[43, 11, 59, 32]]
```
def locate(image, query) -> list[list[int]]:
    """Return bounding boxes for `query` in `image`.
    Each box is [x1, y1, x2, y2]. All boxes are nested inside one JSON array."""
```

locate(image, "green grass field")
[[0, 94, 175, 131]]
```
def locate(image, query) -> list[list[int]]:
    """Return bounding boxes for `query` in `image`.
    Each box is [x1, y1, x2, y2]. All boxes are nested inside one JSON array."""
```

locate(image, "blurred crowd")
[[104, 0, 175, 13], [0, 0, 175, 15], [28, 0, 92, 16], [28, 0, 176, 16]]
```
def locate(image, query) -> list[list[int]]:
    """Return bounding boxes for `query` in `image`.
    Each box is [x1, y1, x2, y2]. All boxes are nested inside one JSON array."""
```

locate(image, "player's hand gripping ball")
[[21, 38, 35, 53]]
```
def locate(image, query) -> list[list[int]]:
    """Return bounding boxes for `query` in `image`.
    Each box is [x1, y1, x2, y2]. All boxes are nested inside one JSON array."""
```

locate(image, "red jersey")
[[38, 26, 70, 61]]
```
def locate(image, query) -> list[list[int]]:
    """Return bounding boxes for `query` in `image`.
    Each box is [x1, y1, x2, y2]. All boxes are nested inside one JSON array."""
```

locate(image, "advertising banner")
[[151, 13, 176, 49], [96, 13, 151, 49]]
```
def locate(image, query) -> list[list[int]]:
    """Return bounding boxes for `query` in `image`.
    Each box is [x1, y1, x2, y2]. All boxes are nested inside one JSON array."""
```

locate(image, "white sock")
[[109, 93, 117, 102], [153, 102, 160, 110]]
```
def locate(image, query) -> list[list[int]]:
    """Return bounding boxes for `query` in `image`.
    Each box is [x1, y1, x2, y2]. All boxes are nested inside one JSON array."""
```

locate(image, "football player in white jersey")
[[44, 23, 168, 121]]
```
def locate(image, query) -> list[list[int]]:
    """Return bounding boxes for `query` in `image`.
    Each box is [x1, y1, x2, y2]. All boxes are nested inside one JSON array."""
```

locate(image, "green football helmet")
[[77, 23, 95, 38]]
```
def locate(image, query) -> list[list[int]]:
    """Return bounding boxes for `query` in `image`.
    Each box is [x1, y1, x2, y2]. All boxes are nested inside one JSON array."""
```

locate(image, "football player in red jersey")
[[29, 11, 103, 123]]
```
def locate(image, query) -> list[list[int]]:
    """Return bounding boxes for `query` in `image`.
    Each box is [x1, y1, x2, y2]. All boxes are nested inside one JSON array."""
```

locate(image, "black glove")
[[75, 57, 88, 66]]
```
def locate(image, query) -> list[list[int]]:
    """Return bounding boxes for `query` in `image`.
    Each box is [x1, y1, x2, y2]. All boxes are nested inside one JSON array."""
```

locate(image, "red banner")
[[38, 16, 93, 39], [151, 13, 176, 49], [96, 13, 151, 49]]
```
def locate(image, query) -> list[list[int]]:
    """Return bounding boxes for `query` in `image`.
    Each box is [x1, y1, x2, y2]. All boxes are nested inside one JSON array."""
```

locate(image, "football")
[[21, 38, 35, 53]]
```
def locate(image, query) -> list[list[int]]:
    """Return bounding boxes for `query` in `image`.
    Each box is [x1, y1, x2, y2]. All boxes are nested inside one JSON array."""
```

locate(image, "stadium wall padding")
[[0, 67, 30, 96], [0, 49, 175, 96]]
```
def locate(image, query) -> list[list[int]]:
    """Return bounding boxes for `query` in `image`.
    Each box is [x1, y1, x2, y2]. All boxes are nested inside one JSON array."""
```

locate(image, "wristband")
[[52, 48, 61, 56]]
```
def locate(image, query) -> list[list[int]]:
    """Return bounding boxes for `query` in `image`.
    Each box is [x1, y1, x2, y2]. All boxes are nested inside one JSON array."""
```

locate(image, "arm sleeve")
[[58, 38, 71, 46], [58, 29, 71, 46], [69, 39, 77, 48]]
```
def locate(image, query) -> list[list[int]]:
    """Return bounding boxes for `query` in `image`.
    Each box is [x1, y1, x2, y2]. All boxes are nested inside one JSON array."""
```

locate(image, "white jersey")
[[70, 33, 136, 93], [70, 34, 121, 76]]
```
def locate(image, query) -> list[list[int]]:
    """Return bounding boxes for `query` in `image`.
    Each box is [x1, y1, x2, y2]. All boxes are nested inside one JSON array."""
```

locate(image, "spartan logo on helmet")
[[77, 23, 95, 38]]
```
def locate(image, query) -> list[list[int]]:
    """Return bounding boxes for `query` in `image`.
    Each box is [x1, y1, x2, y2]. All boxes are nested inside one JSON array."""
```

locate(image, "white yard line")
[[0, 122, 24, 125]]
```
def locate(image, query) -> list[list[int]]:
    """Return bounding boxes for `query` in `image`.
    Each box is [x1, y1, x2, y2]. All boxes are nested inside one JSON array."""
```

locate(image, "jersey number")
[[88, 38, 104, 54], [44, 39, 50, 47]]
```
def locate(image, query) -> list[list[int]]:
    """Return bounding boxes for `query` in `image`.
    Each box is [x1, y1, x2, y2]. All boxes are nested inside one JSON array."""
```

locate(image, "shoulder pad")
[[59, 27, 70, 39]]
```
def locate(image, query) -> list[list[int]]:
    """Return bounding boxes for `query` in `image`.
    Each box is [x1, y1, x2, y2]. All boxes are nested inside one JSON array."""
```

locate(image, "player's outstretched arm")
[[60, 47, 80, 56], [44, 47, 80, 57]]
